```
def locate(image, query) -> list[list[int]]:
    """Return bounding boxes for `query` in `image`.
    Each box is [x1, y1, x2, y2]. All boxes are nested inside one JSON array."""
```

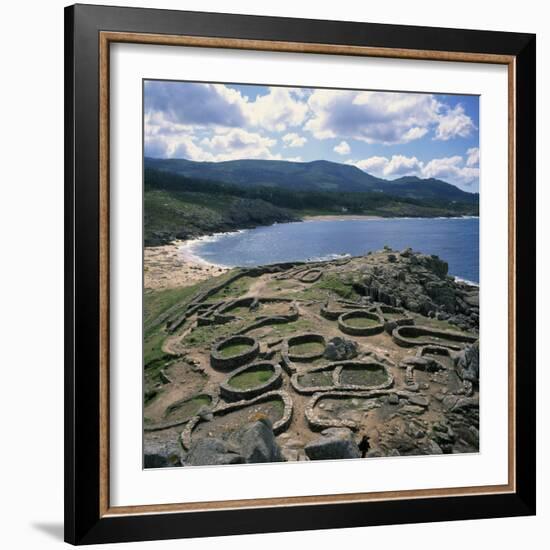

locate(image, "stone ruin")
[[144, 248, 480, 467]]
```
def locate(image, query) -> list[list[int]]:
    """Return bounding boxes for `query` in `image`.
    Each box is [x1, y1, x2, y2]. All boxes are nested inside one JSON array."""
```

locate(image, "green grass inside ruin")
[[164, 394, 212, 421], [298, 371, 334, 387], [228, 365, 274, 389], [344, 316, 380, 328], [339, 365, 389, 386], [289, 341, 325, 355], [218, 343, 254, 358]]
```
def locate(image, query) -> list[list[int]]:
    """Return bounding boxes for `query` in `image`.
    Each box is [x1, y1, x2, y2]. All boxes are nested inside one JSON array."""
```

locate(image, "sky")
[[144, 80, 480, 192]]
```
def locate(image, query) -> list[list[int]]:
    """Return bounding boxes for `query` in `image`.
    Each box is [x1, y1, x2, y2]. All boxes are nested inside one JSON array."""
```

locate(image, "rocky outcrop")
[[185, 419, 283, 466], [226, 419, 283, 463], [359, 250, 479, 331], [185, 438, 245, 466], [455, 341, 480, 383]]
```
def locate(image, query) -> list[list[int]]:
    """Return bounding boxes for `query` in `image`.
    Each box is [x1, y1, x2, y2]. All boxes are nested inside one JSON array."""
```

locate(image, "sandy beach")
[[144, 240, 229, 290]]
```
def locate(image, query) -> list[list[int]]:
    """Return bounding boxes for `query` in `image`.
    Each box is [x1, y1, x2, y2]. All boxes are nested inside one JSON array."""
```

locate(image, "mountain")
[[144, 157, 478, 204]]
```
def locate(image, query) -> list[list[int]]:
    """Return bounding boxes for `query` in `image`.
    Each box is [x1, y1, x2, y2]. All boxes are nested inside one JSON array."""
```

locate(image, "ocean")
[[185, 217, 479, 284]]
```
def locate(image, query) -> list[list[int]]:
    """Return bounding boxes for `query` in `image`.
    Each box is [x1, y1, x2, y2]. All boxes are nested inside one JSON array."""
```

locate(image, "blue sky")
[[144, 80, 480, 191]]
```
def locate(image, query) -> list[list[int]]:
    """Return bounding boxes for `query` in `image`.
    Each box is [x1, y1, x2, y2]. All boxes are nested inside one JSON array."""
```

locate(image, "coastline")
[[144, 240, 229, 290], [145, 216, 480, 290], [302, 214, 383, 221], [302, 214, 479, 222]]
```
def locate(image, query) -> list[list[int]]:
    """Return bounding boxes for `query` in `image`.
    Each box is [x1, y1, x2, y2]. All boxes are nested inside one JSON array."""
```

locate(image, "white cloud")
[[350, 155, 423, 178], [305, 90, 475, 145], [145, 82, 308, 134], [244, 87, 309, 132], [282, 132, 307, 148], [306, 90, 441, 144], [466, 147, 480, 166], [422, 156, 479, 184], [200, 128, 280, 161], [333, 140, 351, 155], [434, 104, 476, 141], [349, 152, 479, 187], [145, 126, 283, 162]]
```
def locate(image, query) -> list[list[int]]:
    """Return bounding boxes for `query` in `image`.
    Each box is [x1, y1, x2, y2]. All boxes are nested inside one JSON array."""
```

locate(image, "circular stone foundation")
[[298, 269, 322, 283], [220, 361, 282, 401], [210, 335, 260, 370], [392, 325, 477, 349], [338, 310, 384, 336], [285, 333, 326, 362]]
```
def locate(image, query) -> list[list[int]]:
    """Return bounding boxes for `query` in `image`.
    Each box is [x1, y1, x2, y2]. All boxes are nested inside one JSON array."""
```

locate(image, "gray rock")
[[388, 393, 400, 405], [456, 341, 480, 383], [305, 430, 361, 460], [228, 419, 283, 463], [407, 394, 430, 407], [323, 337, 358, 361], [401, 405, 426, 415], [442, 395, 460, 410], [426, 440, 444, 455], [144, 438, 185, 468], [185, 438, 244, 466], [321, 427, 354, 439], [384, 320, 398, 335]]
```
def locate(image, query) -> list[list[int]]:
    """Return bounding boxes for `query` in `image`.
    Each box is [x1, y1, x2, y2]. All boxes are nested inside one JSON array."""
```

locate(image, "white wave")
[[454, 275, 479, 287], [307, 252, 351, 262]]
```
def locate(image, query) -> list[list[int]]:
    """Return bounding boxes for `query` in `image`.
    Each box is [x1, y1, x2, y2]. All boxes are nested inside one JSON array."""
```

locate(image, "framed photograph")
[[65, 4, 536, 545]]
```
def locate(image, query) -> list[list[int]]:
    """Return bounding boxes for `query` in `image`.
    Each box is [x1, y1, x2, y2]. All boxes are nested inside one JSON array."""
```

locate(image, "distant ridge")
[[144, 157, 478, 204]]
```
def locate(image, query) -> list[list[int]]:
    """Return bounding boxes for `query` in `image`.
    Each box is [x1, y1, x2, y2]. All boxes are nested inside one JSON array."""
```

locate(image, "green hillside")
[[144, 157, 479, 204], [144, 168, 479, 246]]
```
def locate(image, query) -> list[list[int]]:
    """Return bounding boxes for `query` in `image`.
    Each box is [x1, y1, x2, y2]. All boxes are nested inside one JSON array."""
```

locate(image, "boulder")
[[144, 438, 185, 468], [228, 419, 283, 463], [456, 341, 480, 383], [323, 337, 358, 361], [185, 438, 244, 466], [305, 428, 361, 460]]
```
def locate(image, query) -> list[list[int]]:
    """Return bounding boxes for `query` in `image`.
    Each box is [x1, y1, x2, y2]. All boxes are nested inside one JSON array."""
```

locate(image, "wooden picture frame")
[[65, 3, 536, 545]]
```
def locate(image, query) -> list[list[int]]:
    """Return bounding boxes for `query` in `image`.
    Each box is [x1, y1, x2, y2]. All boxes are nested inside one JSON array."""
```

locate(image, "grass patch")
[[182, 319, 250, 348], [344, 316, 380, 328], [263, 398, 285, 418], [339, 365, 389, 387], [144, 331, 170, 367], [144, 285, 199, 332], [228, 365, 274, 389], [272, 319, 316, 336], [296, 274, 360, 301], [298, 371, 334, 387], [209, 276, 254, 300], [290, 341, 325, 355], [164, 394, 212, 421], [218, 343, 254, 358]]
